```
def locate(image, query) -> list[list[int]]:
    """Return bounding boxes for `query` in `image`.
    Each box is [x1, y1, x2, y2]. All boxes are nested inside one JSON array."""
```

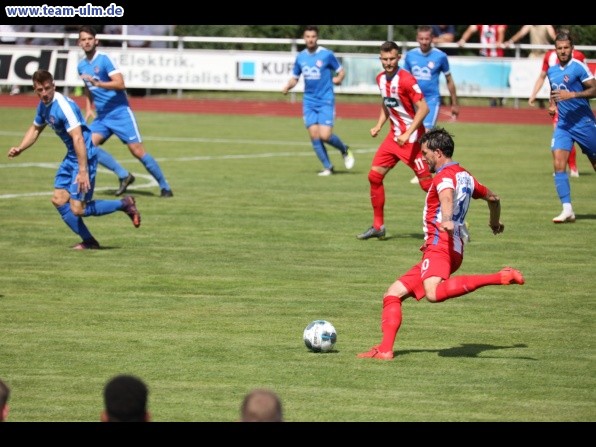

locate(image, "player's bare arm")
[[529, 71, 548, 107], [282, 77, 298, 95], [333, 68, 345, 85], [371, 108, 388, 137], [7, 124, 44, 158], [397, 98, 428, 145], [483, 190, 504, 234], [551, 78, 596, 102], [69, 126, 90, 194], [445, 74, 459, 118], [438, 188, 455, 234], [82, 89, 96, 122], [80, 72, 125, 91]]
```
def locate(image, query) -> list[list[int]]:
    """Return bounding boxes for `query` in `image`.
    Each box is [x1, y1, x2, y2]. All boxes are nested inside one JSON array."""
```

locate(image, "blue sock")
[[312, 139, 332, 170], [57, 203, 93, 240], [141, 153, 170, 190], [327, 134, 348, 154], [84, 199, 123, 217], [554, 171, 571, 204], [96, 147, 129, 179]]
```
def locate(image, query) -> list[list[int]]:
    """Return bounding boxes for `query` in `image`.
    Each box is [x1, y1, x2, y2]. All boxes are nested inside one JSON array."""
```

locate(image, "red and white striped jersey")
[[375, 68, 425, 142], [423, 163, 488, 253], [476, 25, 506, 57]]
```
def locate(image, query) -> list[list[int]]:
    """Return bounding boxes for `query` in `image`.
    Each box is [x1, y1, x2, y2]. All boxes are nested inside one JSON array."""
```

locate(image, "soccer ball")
[[303, 320, 337, 353]]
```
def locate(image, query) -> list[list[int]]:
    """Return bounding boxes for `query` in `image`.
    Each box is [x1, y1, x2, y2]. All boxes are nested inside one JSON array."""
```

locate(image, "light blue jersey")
[[78, 52, 142, 144], [34, 92, 97, 201], [547, 59, 595, 128], [289, 40, 350, 172], [291, 46, 342, 106], [78, 49, 171, 192], [547, 58, 596, 158], [77, 52, 129, 118], [403, 47, 451, 128], [33, 92, 96, 162]]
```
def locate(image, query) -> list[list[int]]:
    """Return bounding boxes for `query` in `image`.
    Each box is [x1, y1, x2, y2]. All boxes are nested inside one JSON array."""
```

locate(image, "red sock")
[[378, 296, 402, 353], [435, 272, 502, 302], [368, 170, 385, 229], [568, 145, 577, 171]]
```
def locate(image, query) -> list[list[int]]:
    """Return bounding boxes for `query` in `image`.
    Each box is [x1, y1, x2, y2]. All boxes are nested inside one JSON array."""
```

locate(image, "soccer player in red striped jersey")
[[358, 127, 524, 360], [357, 41, 433, 240]]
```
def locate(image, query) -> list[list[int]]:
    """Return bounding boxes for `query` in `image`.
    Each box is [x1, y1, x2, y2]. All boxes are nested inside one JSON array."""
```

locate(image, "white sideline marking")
[[0, 133, 376, 199]]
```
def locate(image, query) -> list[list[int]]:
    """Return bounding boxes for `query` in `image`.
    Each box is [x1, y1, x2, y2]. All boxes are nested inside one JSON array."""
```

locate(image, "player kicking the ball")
[[358, 127, 524, 360]]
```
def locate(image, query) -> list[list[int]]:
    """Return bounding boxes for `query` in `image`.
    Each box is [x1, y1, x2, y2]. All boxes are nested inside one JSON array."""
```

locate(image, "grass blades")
[[0, 107, 594, 421]]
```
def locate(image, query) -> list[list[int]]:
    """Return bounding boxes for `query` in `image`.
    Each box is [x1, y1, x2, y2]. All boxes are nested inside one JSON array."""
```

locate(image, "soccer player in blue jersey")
[[282, 25, 354, 176], [547, 32, 596, 223], [7, 69, 141, 250], [77, 26, 173, 197], [403, 25, 459, 184]]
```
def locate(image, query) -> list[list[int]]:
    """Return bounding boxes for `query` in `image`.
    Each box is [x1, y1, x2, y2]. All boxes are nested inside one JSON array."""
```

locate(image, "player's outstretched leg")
[[56, 202, 100, 250], [357, 296, 401, 360], [121, 196, 141, 228]]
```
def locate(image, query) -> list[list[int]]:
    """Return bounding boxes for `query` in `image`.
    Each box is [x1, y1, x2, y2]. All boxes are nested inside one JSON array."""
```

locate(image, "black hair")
[[420, 127, 455, 157], [78, 25, 97, 37], [380, 41, 400, 53], [103, 374, 148, 422]]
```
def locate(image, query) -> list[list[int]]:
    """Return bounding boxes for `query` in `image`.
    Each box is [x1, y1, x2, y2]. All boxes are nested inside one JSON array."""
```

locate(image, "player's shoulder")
[[398, 68, 417, 81], [51, 93, 73, 118], [318, 46, 337, 59], [443, 162, 467, 176], [434, 48, 449, 60], [94, 51, 112, 61]]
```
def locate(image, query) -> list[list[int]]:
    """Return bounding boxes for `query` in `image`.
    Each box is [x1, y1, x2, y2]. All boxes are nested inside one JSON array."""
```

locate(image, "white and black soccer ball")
[[303, 320, 337, 353]]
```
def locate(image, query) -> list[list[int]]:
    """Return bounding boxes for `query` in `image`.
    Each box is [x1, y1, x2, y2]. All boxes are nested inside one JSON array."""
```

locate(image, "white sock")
[[563, 203, 573, 214]]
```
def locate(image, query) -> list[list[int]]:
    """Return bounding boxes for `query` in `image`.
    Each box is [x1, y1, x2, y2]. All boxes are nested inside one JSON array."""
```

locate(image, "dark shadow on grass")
[[574, 214, 596, 221], [118, 190, 157, 198], [396, 343, 535, 360], [96, 190, 156, 199]]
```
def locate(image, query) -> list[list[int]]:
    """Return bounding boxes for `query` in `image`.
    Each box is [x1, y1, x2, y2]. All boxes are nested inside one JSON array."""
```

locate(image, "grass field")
[[0, 106, 594, 422]]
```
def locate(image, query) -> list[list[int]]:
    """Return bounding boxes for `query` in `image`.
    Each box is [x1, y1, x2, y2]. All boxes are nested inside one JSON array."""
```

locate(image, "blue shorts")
[[90, 106, 142, 145], [423, 96, 440, 130], [54, 155, 98, 202], [302, 101, 335, 128], [551, 119, 596, 160]]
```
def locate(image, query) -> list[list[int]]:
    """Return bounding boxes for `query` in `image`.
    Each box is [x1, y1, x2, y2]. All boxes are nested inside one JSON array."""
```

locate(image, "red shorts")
[[372, 133, 431, 177], [398, 235, 463, 301]]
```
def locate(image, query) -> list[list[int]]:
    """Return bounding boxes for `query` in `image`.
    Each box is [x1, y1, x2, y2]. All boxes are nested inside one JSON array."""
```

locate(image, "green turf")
[[0, 107, 594, 422]]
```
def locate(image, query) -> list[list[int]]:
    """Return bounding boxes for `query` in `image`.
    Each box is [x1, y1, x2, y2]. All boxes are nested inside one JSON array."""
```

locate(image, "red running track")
[[0, 94, 557, 126]]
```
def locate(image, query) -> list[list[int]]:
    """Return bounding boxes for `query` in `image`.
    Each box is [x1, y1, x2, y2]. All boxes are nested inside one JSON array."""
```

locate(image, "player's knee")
[[70, 203, 85, 216], [423, 285, 438, 302], [368, 170, 384, 186], [128, 143, 146, 158], [51, 191, 68, 208], [424, 292, 438, 303]]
